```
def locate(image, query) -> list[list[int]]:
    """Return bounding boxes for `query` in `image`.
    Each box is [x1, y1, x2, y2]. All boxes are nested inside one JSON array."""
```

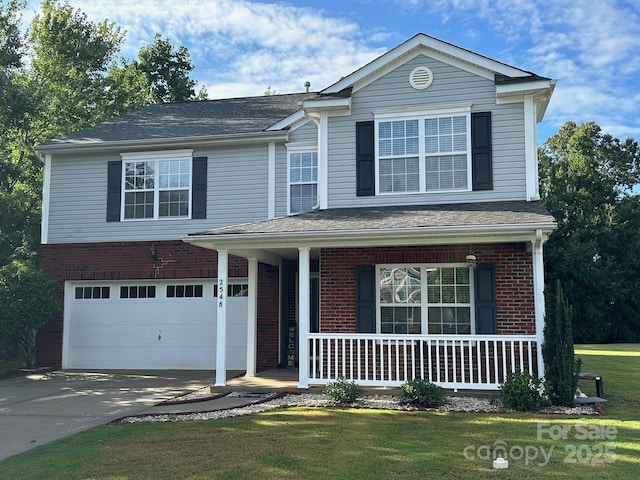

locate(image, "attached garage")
[[62, 280, 248, 370]]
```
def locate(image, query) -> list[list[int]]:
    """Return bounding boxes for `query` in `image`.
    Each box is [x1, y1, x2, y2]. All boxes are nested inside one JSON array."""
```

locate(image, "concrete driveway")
[[0, 370, 213, 461]]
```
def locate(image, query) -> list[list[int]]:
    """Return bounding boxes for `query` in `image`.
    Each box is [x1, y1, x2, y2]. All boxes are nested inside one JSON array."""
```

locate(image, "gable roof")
[[320, 33, 550, 95], [37, 92, 318, 152], [37, 33, 555, 154]]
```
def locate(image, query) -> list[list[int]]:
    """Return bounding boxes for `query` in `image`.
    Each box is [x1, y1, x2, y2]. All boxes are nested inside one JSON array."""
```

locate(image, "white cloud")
[[54, 0, 384, 97], [22, 0, 639, 140]]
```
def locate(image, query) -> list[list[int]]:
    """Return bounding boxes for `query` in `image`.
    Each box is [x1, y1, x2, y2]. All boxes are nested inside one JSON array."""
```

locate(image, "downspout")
[[303, 112, 324, 210], [532, 229, 546, 378]]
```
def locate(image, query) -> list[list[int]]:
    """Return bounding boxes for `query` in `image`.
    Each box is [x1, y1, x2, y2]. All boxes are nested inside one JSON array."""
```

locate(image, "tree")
[[29, 0, 127, 139], [543, 281, 581, 406], [539, 121, 640, 342], [0, 260, 59, 366], [1, 1, 209, 364], [136, 33, 207, 103]]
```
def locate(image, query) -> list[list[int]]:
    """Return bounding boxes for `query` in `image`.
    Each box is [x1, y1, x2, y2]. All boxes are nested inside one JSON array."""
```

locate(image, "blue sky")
[[22, 0, 640, 144]]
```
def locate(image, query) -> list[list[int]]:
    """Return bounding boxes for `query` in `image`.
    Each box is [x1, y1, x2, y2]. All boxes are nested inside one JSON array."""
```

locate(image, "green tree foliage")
[[29, 0, 127, 139], [0, 0, 206, 363], [136, 33, 207, 103], [539, 121, 640, 342], [0, 260, 59, 366], [543, 281, 581, 406]]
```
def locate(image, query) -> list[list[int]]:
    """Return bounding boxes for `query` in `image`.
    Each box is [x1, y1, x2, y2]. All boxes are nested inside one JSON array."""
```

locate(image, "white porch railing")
[[308, 334, 538, 390]]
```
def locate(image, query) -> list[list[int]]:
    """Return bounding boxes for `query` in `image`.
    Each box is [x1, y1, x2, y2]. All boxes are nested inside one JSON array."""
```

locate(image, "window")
[[166, 284, 203, 298], [288, 148, 317, 214], [120, 285, 156, 299], [377, 265, 472, 334], [378, 120, 420, 193], [376, 107, 471, 194], [121, 151, 192, 220], [75, 286, 110, 299], [212, 282, 249, 297], [379, 266, 422, 334]]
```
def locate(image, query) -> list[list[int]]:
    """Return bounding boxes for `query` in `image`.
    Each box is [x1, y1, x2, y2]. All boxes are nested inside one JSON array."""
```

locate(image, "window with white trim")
[[376, 107, 471, 194], [288, 147, 317, 214], [121, 151, 192, 220], [377, 265, 472, 334]]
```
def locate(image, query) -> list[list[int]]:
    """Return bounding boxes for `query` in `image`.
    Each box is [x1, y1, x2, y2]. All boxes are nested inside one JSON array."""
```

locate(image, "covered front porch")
[[184, 202, 555, 391]]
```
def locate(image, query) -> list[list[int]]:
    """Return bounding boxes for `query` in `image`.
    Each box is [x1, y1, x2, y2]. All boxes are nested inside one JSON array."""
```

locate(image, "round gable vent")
[[409, 66, 433, 90]]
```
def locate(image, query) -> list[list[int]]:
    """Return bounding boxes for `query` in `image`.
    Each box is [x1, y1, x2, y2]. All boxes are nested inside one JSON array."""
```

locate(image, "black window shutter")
[[192, 156, 207, 219], [356, 121, 375, 196], [355, 265, 376, 333], [471, 111, 493, 191], [106, 160, 122, 222], [474, 263, 496, 334]]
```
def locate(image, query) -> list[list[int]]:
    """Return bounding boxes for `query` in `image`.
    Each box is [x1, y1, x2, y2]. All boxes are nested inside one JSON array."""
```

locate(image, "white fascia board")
[[184, 222, 556, 252], [35, 131, 289, 156], [323, 33, 531, 94], [300, 97, 351, 111], [496, 79, 554, 97], [496, 79, 556, 122], [120, 149, 193, 160], [266, 110, 306, 131]]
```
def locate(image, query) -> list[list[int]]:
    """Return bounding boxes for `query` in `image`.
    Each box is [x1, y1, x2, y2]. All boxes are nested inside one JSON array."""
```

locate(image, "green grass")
[[575, 344, 640, 419], [1, 344, 639, 479]]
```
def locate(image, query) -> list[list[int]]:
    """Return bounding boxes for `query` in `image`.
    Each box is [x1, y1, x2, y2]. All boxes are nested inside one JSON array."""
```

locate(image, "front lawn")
[[0, 344, 638, 479]]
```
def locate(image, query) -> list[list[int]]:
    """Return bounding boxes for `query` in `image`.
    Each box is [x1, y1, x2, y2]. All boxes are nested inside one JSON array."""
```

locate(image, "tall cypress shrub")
[[543, 281, 582, 406]]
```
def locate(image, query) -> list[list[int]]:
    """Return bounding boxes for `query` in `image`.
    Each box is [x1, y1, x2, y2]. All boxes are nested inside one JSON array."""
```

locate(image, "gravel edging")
[[114, 393, 599, 424]]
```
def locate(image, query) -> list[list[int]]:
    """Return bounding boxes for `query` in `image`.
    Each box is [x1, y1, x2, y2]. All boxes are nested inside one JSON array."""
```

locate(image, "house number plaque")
[[218, 278, 224, 307]]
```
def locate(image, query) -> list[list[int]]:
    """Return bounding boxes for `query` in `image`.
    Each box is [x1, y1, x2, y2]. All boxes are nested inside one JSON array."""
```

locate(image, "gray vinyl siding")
[[46, 145, 271, 243], [274, 144, 288, 218], [288, 120, 317, 144], [327, 53, 527, 208], [274, 120, 319, 217]]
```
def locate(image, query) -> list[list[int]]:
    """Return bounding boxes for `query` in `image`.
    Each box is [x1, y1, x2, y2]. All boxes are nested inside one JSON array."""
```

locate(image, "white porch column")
[[532, 230, 546, 378], [245, 257, 258, 377], [298, 246, 311, 389], [215, 249, 228, 386]]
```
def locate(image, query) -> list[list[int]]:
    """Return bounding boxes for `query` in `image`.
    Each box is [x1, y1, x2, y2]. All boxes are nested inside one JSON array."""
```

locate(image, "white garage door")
[[63, 280, 248, 370]]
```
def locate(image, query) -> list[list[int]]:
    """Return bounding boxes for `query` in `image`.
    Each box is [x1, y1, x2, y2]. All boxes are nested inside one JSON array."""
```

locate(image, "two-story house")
[[36, 33, 556, 389]]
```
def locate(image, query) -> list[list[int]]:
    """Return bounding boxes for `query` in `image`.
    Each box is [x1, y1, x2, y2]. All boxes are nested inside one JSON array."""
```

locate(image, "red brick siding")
[[319, 243, 535, 335], [37, 241, 280, 368]]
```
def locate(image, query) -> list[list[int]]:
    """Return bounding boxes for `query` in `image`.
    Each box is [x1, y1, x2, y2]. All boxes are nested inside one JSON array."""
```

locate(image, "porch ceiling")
[[183, 201, 556, 264]]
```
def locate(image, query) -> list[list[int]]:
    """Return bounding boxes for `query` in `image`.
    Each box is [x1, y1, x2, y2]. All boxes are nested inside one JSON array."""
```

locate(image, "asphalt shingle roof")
[[192, 201, 555, 237], [39, 93, 318, 147]]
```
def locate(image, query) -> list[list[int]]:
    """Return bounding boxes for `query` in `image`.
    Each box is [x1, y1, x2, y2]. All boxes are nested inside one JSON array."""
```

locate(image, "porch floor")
[[220, 369, 403, 395]]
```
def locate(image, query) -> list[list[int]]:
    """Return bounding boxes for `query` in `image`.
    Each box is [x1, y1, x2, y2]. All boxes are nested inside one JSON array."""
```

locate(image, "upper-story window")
[[288, 144, 318, 214], [376, 106, 471, 195], [121, 150, 192, 220]]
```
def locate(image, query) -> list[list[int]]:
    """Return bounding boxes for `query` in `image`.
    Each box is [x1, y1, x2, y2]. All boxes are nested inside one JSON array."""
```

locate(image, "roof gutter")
[[35, 131, 289, 156], [183, 221, 557, 250]]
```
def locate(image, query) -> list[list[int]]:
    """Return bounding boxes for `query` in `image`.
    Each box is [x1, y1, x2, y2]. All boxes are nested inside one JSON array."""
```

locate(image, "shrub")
[[499, 371, 548, 412], [400, 378, 446, 408], [543, 280, 582, 406], [323, 377, 362, 404]]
